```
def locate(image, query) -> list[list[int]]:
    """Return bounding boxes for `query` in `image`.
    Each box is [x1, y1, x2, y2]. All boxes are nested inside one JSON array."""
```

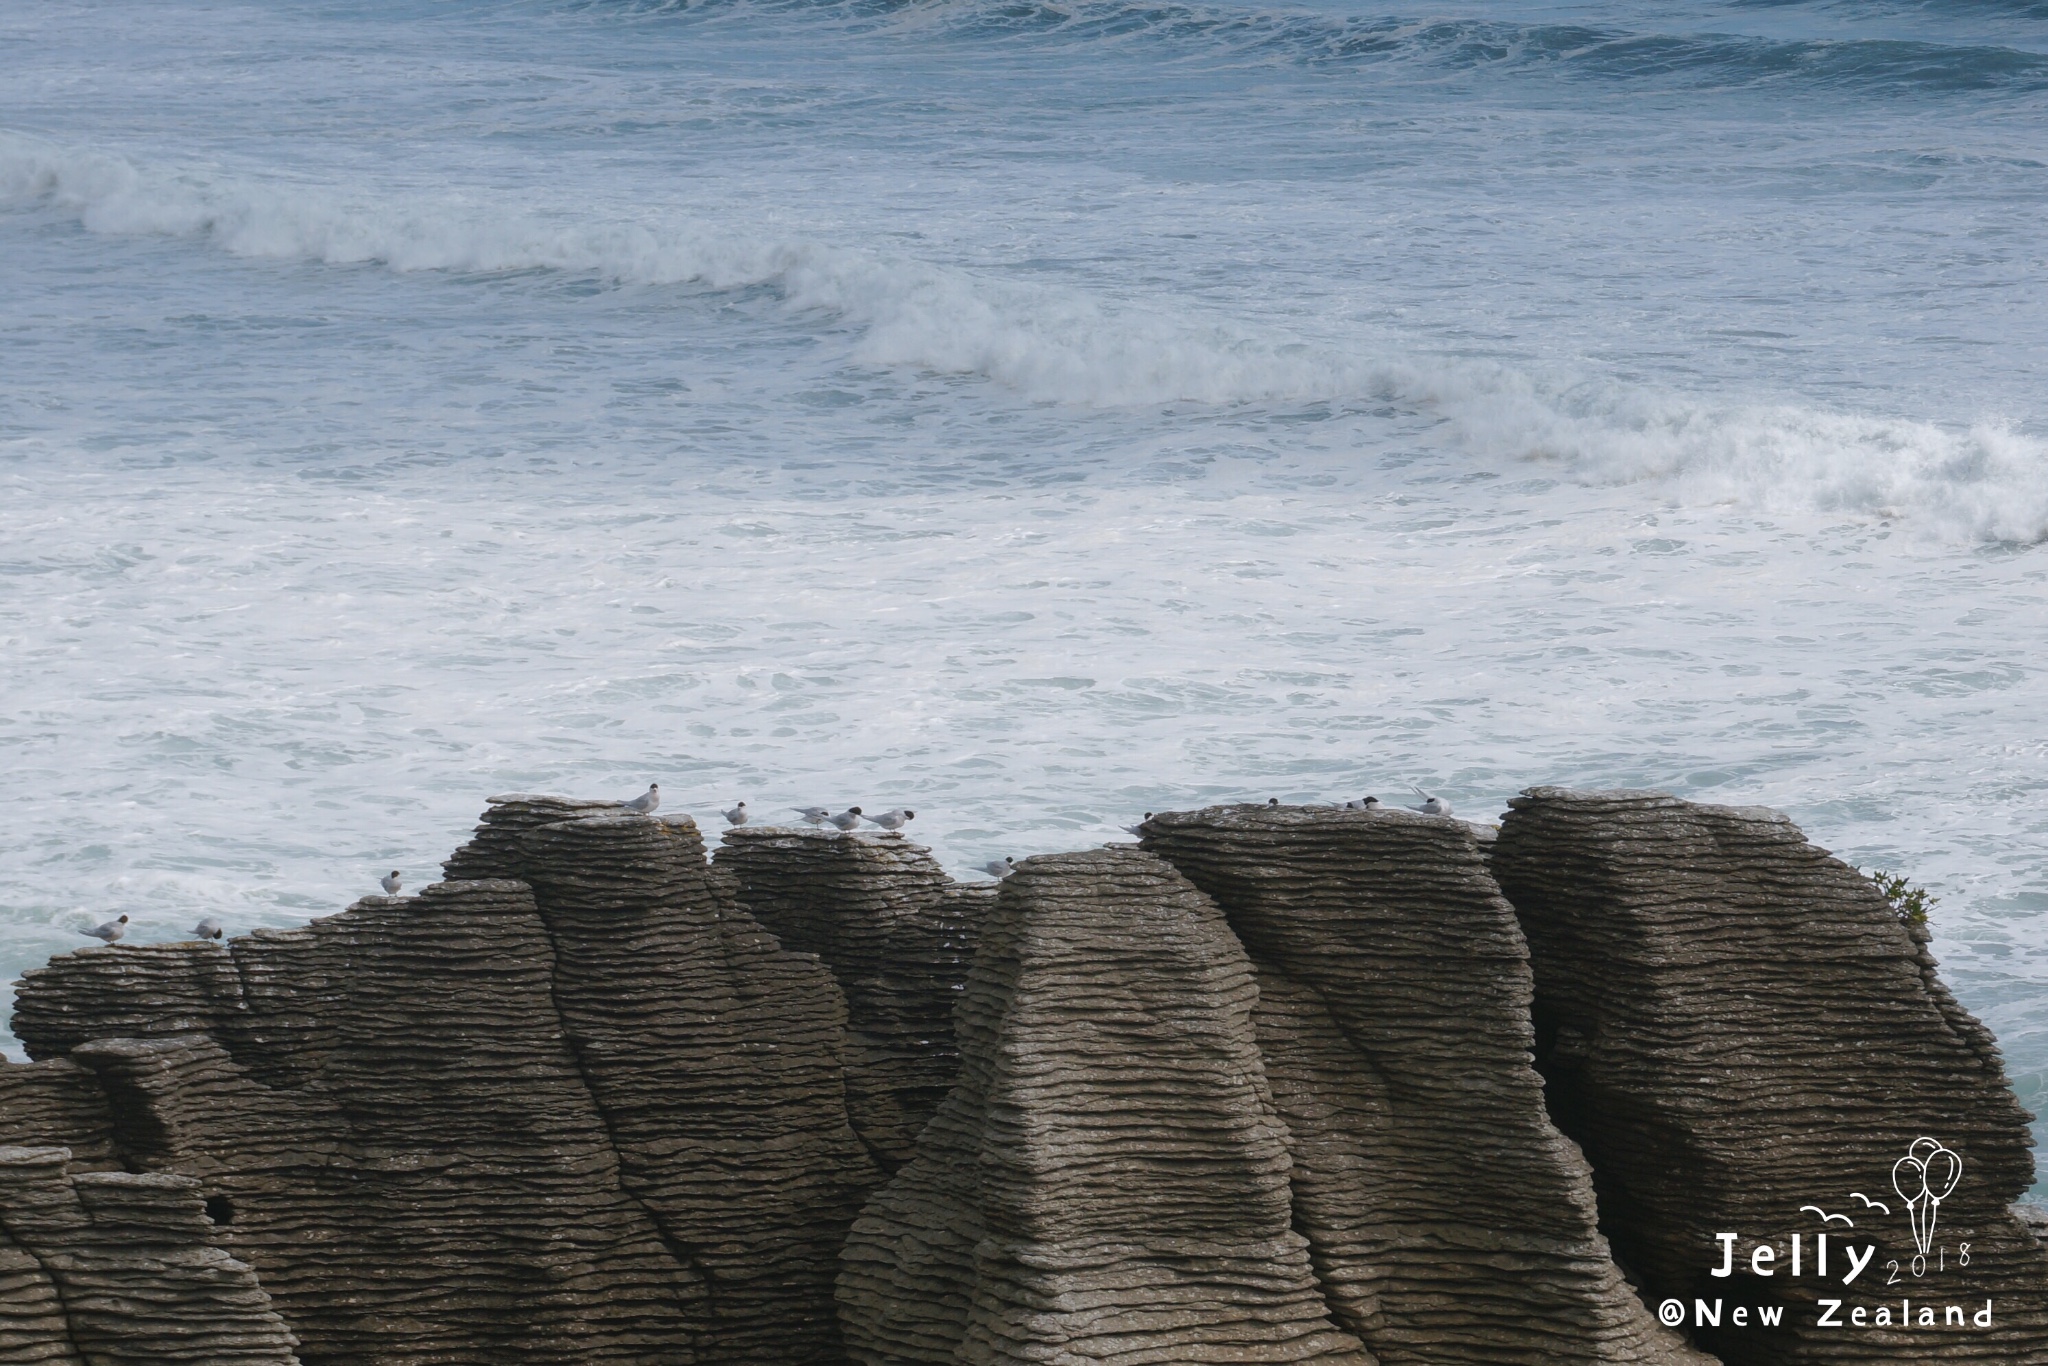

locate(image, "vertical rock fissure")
[[1142, 802, 1710, 1366], [526, 906, 724, 1339], [1492, 786, 2048, 1364], [0, 1214, 90, 1366]]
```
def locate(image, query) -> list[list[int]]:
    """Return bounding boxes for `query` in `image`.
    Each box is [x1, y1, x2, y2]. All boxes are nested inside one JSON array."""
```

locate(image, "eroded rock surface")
[[508, 811, 884, 1365], [1492, 788, 2048, 1364], [18, 882, 704, 1366], [714, 826, 990, 1169], [3, 797, 889, 1366], [0, 1144, 300, 1365], [7, 784, 2047, 1366], [839, 846, 1373, 1366], [1144, 803, 1704, 1365], [0, 1061, 119, 1174]]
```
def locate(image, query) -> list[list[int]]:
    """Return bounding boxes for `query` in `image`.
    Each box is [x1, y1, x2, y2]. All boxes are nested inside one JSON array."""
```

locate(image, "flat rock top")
[[1509, 786, 1796, 826]]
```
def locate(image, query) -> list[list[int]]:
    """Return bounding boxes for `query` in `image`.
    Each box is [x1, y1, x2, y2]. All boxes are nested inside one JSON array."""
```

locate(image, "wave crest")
[[587, 0, 2048, 97], [5, 131, 2046, 543]]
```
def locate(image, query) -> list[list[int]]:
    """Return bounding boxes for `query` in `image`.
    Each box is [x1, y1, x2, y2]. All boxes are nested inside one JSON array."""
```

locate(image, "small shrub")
[[1858, 867, 1936, 928]]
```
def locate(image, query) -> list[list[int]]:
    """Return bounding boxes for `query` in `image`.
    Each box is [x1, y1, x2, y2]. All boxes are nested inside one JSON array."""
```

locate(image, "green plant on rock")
[[1857, 867, 1937, 928]]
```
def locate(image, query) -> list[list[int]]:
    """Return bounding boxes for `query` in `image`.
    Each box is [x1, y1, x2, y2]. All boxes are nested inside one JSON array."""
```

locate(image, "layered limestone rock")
[[714, 826, 991, 1168], [839, 846, 1373, 1366], [0, 1061, 119, 1173], [0, 1144, 300, 1365], [9, 783, 2048, 1366], [505, 811, 885, 1366], [4, 796, 888, 1366], [1492, 788, 2048, 1364], [1142, 803, 1705, 1366], [18, 882, 704, 1366]]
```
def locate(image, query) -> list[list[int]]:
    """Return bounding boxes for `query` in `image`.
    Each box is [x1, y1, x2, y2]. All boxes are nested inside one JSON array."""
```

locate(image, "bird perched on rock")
[[83, 915, 128, 944], [793, 806, 831, 826], [1412, 786, 1453, 817], [864, 808, 914, 831], [826, 807, 863, 831], [622, 784, 660, 814], [1342, 796, 1381, 811], [380, 870, 403, 895], [980, 857, 1015, 879], [1268, 797, 1281, 806], [1119, 813, 1153, 836], [723, 802, 749, 827], [192, 916, 224, 941]]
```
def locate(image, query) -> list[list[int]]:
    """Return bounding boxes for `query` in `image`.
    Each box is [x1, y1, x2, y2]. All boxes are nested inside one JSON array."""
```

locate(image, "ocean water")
[[5, 0, 2048, 1171]]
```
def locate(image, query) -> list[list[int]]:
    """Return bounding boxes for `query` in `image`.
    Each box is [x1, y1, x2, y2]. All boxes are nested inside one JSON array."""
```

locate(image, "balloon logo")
[[1892, 1137, 1962, 1257]]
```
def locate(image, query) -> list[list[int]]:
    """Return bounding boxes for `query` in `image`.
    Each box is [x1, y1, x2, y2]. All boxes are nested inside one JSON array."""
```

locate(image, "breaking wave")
[[6, 130, 2046, 542]]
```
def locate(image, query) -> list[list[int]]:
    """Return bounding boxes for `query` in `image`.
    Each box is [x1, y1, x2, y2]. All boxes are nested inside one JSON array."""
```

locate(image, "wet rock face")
[[839, 846, 1374, 1366], [0, 1144, 300, 1365], [1491, 788, 2048, 1364], [713, 826, 990, 1169], [1142, 804, 1705, 1366]]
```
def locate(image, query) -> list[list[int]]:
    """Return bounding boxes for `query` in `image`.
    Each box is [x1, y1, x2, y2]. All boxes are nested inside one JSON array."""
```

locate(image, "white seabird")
[[381, 870, 403, 895], [84, 915, 128, 944], [622, 784, 660, 814], [1119, 813, 1153, 837], [1412, 786, 1453, 817], [192, 916, 224, 941], [864, 808, 914, 831], [793, 806, 831, 826], [826, 807, 863, 831], [1342, 796, 1381, 811], [723, 802, 749, 827], [980, 857, 1015, 879]]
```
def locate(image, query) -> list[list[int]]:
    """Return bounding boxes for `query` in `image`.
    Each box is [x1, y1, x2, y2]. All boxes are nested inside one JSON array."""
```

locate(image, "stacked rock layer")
[[13, 882, 706, 1366], [1142, 803, 1707, 1365], [714, 826, 991, 1169], [1, 797, 894, 1366], [1491, 788, 2048, 1364], [3, 786, 2045, 1365], [840, 846, 1373, 1365], [0, 1144, 302, 1366], [507, 811, 885, 1364]]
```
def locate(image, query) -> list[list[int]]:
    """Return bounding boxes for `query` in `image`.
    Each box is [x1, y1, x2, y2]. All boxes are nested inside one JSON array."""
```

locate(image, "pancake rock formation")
[[0, 1144, 301, 1365], [839, 846, 1373, 1365], [0, 797, 906, 1366], [714, 826, 991, 1170], [1491, 788, 2048, 1364], [1141, 803, 1709, 1365], [0, 785, 2043, 1365]]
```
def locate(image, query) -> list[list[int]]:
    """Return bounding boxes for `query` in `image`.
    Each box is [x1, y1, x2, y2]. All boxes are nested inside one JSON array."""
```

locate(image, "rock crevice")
[[1491, 788, 2048, 1364]]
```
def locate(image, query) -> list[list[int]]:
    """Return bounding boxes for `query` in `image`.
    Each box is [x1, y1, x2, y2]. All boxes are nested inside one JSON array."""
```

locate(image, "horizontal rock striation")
[[0, 1144, 300, 1365], [1492, 788, 2048, 1364], [840, 846, 1373, 1366], [714, 827, 990, 1169], [3, 795, 892, 1366], [1142, 803, 1705, 1365], [9, 782, 2048, 1366], [25, 882, 705, 1366], [505, 811, 885, 1366], [0, 1061, 119, 1174]]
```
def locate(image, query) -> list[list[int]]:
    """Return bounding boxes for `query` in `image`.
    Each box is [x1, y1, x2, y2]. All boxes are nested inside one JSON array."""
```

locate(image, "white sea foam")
[[6, 130, 2045, 542]]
